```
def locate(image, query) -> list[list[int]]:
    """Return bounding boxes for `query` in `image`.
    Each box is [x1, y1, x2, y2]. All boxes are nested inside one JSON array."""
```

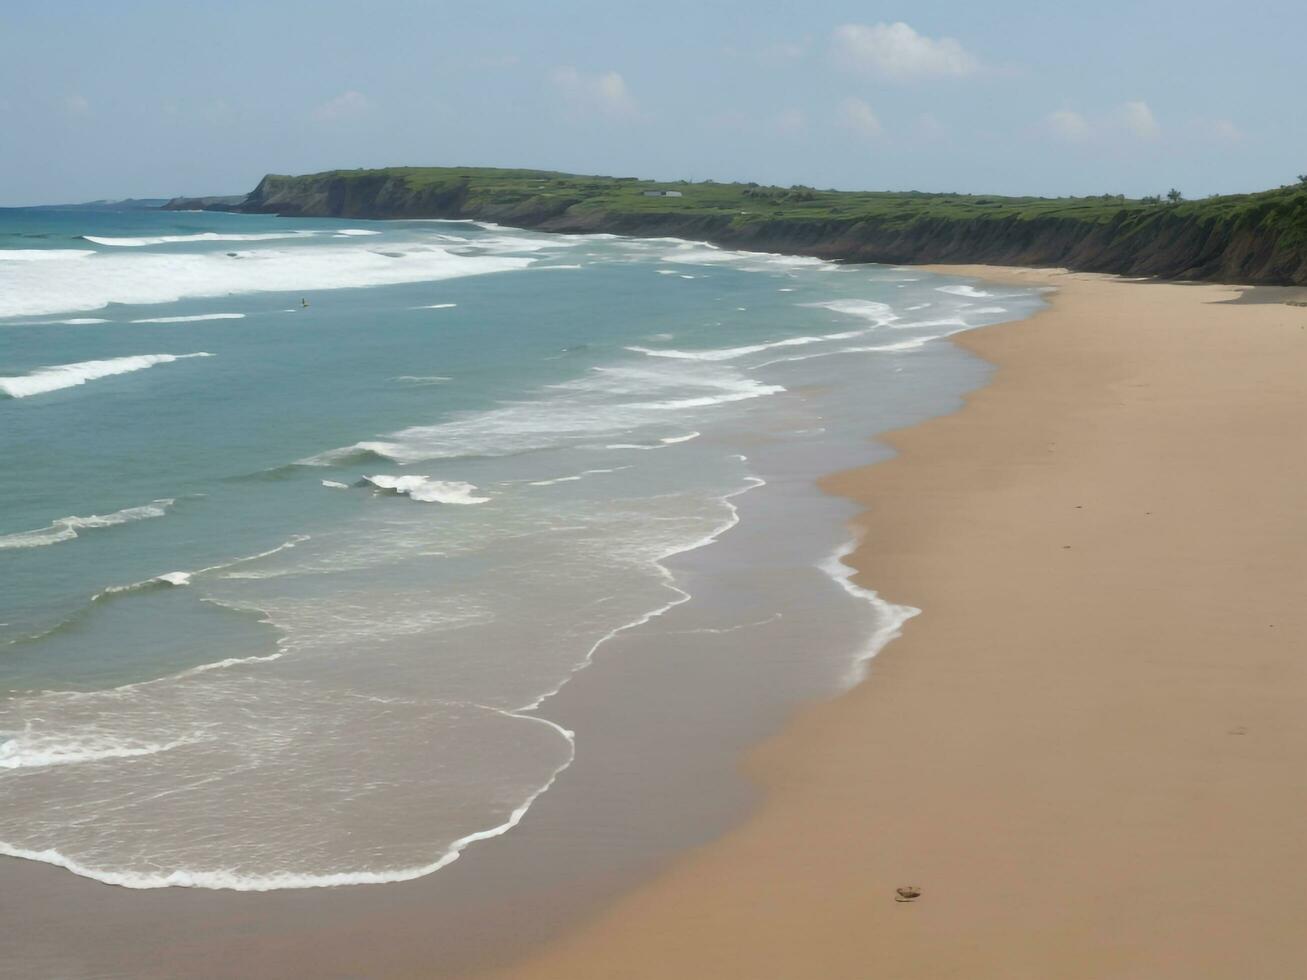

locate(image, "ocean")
[[0, 207, 1045, 890]]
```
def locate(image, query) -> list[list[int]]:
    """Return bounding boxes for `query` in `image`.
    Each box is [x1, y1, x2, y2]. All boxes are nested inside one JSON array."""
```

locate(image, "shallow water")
[[0, 207, 1045, 890]]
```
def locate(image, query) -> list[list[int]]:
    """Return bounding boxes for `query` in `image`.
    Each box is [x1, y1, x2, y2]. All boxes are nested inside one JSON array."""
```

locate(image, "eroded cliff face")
[[166, 174, 1307, 286], [240, 174, 472, 218]]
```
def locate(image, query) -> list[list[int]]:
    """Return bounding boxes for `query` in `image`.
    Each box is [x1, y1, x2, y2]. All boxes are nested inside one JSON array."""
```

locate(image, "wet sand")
[[486, 269, 1307, 979]]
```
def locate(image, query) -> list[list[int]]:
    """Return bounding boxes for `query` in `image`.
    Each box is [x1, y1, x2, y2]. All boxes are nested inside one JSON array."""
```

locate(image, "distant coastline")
[[166, 166, 1307, 286]]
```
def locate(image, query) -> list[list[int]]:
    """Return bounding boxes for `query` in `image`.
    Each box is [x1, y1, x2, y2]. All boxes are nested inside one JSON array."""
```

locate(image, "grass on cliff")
[[267, 166, 1307, 240]]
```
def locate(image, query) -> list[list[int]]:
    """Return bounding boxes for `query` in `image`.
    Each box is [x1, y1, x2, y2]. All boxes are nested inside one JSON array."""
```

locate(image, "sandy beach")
[[484, 268, 1307, 979], [5, 266, 1305, 980]]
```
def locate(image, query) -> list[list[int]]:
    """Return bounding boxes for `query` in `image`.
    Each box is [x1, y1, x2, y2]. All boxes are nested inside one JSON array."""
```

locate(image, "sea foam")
[[0, 499, 175, 550], [307, 362, 781, 465], [935, 284, 993, 298], [130, 313, 245, 324], [82, 231, 318, 247], [0, 249, 96, 261], [819, 539, 921, 688], [362, 475, 491, 504], [0, 241, 533, 319], [0, 353, 212, 398]]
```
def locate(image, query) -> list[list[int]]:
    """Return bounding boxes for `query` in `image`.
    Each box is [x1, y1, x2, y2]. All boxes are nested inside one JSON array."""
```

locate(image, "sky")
[[2, 0, 1304, 205]]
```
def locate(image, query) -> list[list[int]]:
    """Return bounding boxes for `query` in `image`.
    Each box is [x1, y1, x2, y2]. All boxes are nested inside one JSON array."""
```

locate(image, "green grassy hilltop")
[[167, 167, 1307, 285]]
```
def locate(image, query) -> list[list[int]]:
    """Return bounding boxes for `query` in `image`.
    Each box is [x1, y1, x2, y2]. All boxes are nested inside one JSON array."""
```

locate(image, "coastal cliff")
[[166, 167, 1307, 286]]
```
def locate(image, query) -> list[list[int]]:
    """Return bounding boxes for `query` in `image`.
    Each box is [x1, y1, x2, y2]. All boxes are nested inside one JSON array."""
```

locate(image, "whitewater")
[[0, 205, 1045, 890]]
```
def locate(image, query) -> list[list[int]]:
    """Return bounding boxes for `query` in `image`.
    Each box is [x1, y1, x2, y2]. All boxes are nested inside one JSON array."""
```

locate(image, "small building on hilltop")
[[642, 190, 684, 198]]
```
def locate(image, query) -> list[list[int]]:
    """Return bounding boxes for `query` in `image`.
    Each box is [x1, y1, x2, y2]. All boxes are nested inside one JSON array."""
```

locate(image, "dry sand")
[[486, 268, 1307, 979]]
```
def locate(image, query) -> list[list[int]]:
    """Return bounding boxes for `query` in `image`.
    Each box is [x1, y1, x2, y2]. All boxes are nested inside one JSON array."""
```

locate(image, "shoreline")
[[3, 254, 1005, 976], [483, 267, 1307, 978], [7, 258, 1302, 978]]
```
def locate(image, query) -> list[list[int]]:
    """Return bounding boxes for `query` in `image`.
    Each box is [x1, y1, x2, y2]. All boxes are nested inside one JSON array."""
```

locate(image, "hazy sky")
[[3, 0, 1304, 205]]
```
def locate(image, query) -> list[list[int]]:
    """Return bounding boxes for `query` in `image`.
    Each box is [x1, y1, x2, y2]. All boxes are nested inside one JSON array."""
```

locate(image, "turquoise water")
[[0, 208, 1044, 889]]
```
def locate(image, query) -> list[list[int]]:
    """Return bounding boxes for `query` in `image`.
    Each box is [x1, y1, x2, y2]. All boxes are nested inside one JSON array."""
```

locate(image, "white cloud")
[[64, 93, 91, 115], [1114, 100, 1159, 139], [550, 66, 636, 119], [312, 90, 370, 123], [1046, 109, 1092, 142], [1045, 101, 1161, 143], [839, 97, 883, 138], [832, 22, 979, 80]]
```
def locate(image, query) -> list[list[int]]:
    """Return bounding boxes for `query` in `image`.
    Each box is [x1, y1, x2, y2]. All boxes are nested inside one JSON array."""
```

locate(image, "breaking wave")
[[0, 241, 533, 319], [361, 475, 491, 504], [0, 499, 175, 550], [82, 231, 318, 247], [936, 284, 993, 298]]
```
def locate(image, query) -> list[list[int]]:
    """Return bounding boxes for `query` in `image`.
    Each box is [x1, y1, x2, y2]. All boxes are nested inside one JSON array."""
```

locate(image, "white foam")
[[199, 534, 310, 578], [0, 352, 212, 398], [0, 447, 779, 893], [0, 734, 199, 770], [527, 466, 630, 487], [936, 284, 992, 298], [468, 234, 574, 254], [52, 318, 110, 325], [0, 499, 174, 550], [660, 241, 832, 272], [627, 324, 867, 362], [130, 313, 245, 324], [321, 480, 349, 489], [520, 473, 768, 715], [644, 381, 785, 411], [307, 363, 781, 465], [393, 375, 451, 385], [819, 538, 921, 688], [83, 231, 317, 247], [806, 299, 899, 323], [333, 229, 381, 237], [0, 241, 532, 318], [0, 249, 95, 261], [660, 431, 700, 444], [413, 303, 457, 310], [846, 337, 936, 353], [92, 571, 193, 602], [755, 334, 944, 368], [88, 537, 306, 601], [0, 711, 572, 890], [363, 475, 490, 504]]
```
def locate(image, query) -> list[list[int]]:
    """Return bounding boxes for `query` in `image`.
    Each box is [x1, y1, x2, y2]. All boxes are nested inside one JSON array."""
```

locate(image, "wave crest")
[[362, 475, 490, 504], [0, 499, 175, 550], [0, 353, 212, 399]]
